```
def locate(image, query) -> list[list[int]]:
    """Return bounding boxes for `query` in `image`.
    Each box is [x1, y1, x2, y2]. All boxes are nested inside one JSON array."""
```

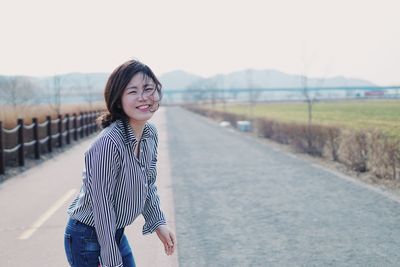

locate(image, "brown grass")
[[0, 102, 105, 128]]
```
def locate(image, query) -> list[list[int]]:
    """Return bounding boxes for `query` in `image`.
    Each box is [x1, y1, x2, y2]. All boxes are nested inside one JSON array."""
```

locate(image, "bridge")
[[37, 85, 400, 105]]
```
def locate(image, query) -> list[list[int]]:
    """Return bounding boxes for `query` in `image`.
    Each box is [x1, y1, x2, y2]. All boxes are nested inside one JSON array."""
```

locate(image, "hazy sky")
[[1, 0, 399, 85]]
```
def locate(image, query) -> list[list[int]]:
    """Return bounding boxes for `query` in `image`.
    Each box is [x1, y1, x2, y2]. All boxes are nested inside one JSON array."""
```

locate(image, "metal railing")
[[0, 111, 102, 175]]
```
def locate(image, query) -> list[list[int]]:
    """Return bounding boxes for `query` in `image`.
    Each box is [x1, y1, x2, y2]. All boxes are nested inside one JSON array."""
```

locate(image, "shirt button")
[[141, 167, 145, 171], [144, 183, 148, 187]]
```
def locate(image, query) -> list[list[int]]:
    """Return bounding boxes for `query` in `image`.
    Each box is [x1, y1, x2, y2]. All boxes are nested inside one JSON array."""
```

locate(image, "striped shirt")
[[67, 119, 166, 267]]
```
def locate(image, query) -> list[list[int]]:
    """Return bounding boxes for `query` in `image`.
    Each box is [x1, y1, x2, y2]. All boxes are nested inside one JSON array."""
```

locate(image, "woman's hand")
[[155, 225, 176, 256]]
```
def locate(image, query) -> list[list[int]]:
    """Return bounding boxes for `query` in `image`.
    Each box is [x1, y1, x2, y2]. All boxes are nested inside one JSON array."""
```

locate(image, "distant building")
[[364, 90, 385, 97]]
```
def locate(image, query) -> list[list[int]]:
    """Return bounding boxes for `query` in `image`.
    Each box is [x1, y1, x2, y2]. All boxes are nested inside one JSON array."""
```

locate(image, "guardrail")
[[0, 111, 102, 175]]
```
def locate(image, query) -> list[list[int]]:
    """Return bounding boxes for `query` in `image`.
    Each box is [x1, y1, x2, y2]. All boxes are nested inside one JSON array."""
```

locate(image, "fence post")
[[66, 114, 70, 145], [88, 112, 93, 134], [58, 114, 63, 148], [73, 113, 78, 141], [80, 112, 84, 139], [0, 121, 4, 175], [85, 112, 89, 136], [93, 111, 98, 132], [97, 111, 100, 130], [32, 118, 40, 159], [47, 115, 52, 153], [93, 112, 97, 133], [89, 112, 93, 134], [17, 118, 24, 167]]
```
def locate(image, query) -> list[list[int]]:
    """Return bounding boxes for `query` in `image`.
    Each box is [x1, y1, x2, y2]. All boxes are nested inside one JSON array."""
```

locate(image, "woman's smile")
[[136, 104, 151, 112]]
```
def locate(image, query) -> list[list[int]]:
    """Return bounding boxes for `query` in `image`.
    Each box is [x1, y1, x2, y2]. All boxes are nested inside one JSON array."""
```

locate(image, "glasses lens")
[[144, 88, 156, 97], [146, 88, 160, 101]]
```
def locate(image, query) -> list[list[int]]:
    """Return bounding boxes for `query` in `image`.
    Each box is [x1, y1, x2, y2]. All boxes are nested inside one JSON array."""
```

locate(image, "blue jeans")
[[64, 218, 136, 267]]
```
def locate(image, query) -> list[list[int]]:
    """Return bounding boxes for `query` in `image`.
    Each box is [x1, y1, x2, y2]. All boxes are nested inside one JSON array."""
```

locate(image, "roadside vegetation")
[[185, 99, 400, 183], [0, 102, 105, 128], [0, 102, 105, 178], [214, 99, 400, 138]]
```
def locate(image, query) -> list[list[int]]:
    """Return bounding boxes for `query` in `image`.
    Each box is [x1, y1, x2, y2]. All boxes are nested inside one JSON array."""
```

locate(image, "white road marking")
[[18, 188, 77, 240]]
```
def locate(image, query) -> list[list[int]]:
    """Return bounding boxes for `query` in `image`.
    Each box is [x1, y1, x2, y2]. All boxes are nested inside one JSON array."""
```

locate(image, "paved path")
[[0, 107, 178, 267], [167, 107, 400, 267]]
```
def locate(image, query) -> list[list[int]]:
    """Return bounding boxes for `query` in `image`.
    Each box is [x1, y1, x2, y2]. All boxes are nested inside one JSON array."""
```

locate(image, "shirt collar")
[[116, 119, 152, 145]]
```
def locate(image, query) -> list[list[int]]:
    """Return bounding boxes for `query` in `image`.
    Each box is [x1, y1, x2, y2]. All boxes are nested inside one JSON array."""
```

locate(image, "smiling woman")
[[64, 59, 175, 267]]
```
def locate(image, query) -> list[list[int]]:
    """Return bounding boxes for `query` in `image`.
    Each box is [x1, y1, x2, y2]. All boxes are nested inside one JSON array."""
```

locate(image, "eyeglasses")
[[128, 87, 160, 101]]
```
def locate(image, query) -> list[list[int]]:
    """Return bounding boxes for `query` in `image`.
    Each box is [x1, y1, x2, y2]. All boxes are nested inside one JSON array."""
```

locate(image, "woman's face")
[[121, 72, 159, 125]]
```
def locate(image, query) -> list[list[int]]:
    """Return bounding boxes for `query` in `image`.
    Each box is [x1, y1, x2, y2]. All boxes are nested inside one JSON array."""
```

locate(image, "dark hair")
[[97, 59, 162, 128]]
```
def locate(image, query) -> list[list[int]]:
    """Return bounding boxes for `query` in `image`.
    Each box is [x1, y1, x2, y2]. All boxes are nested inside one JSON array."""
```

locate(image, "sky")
[[0, 0, 399, 85]]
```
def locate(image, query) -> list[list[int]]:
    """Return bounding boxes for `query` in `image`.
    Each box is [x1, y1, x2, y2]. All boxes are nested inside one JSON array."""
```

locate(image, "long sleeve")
[[142, 131, 167, 235], [85, 137, 123, 267]]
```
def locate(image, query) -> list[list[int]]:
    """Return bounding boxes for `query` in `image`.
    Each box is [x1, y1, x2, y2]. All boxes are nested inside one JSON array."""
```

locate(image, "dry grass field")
[[0, 102, 105, 128], [215, 99, 400, 138]]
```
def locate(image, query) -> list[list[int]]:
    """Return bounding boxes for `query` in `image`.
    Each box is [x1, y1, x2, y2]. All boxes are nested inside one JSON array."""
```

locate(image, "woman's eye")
[[145, 87, 154, 91], [128, 91, 138, 94]]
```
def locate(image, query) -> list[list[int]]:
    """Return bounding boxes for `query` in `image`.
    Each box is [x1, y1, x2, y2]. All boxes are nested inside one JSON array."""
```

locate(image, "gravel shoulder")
[[248, 127, 400, 201]]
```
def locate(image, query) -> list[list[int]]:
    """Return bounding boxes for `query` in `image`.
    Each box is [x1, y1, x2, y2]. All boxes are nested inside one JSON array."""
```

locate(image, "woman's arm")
[[86, 137, 122, 267], [142, 130, 167, 234], [142, 127, 176, 255], [142, 163, 167, 233]]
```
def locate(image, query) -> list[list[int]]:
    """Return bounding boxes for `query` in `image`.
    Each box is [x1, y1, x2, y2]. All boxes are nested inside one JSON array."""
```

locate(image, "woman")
[[64, 59, 176, 267]]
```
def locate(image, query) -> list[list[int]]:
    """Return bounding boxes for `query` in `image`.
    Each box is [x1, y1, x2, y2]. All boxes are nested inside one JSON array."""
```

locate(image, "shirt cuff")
[[101, 263, 123, 267], [142, 219, 167, 235], [100, 261, 123, 267]]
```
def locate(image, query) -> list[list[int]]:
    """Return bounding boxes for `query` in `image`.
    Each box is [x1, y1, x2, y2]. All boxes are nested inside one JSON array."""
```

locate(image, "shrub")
[[271, 122, 292, 145], [325, 126, 342, 161], [339, 130, 369, 173], [386, 139, 400, 180], [255, 118, 276, 138], [369, 131, 400, 179]]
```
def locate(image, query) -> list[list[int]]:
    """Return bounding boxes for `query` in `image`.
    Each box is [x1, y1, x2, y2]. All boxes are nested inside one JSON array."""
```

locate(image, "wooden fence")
[[0, 111, 102, 175]]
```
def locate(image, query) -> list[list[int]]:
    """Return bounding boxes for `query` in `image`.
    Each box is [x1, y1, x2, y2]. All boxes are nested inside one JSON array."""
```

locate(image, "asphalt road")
[[167, 107, 400, 267]]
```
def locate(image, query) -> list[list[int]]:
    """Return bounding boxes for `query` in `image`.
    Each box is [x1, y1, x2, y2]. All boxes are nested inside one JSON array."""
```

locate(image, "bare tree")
[[301, 47, 320, 154], [47, 75, 62, 115], [214, 75, 227, 112], [0, 76, 36, 110], [246, 69, 262, 118], [302, 68, 328, 126], [301, 47, 332, 155], [301, 75, 317, 126], [301, 47, 333, 119], [205, 79, 218, 108], [83, 74, 97, 108]]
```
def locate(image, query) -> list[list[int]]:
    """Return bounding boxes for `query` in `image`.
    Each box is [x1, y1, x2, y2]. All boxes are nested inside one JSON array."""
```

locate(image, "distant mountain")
[[187, 69, 376, 89], [0, 68, 377, 97], [36, 72, 108, 93], [38, 70, 204, 92], [158, 70, 203, 90]]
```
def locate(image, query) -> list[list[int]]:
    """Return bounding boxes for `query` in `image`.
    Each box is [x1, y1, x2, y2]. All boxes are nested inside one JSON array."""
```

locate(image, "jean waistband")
[[68, 218, 125, 242]]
